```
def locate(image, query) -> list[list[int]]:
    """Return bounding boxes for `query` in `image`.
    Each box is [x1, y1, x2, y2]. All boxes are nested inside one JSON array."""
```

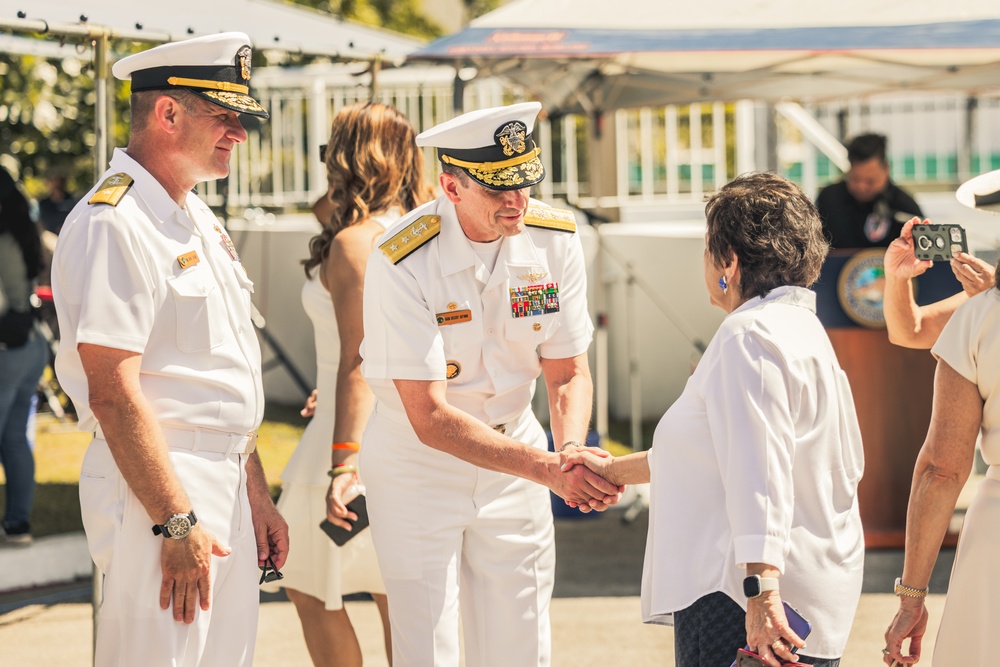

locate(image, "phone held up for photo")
[[318, 494, 370, 547], [731, 601, 812, 667], [912, 223, 968, 262]]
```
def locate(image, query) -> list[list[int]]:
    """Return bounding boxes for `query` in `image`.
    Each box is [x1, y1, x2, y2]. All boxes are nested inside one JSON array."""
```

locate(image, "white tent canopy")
[[412, 0, 1000, 113], [1, 0, 420, 60]]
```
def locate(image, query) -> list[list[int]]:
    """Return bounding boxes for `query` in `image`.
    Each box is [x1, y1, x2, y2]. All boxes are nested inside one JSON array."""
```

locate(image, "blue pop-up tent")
[[412, 0, 1000, 113]]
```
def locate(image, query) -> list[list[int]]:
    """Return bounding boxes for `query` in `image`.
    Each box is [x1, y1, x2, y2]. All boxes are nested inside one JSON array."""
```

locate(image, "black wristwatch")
[[743, 574, 779, 599], [152, 510, 198, 539]]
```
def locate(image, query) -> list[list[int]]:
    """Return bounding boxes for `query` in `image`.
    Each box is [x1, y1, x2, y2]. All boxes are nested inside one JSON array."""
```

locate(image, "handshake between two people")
[[552, 445, 627, 513]]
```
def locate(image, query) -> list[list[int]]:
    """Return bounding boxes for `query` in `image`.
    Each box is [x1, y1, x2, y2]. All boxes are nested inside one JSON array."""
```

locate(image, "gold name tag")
[[177, 251, 200, 269], [436, 309, 472, 326]]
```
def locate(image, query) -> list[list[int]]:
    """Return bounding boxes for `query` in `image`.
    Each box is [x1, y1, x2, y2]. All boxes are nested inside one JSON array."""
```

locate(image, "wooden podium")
[[815, 250, 961, 547]]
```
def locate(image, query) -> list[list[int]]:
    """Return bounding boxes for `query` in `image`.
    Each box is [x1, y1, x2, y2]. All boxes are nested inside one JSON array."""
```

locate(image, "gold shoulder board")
[[88, 173, 134, 206], [379, 215, 441, 265], [523, 205, 576, 233]]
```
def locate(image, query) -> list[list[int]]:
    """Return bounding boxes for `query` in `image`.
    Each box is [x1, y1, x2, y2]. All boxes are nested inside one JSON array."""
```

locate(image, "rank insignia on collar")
[[177, 251, 200, 269], [517, 270, 548, 282]]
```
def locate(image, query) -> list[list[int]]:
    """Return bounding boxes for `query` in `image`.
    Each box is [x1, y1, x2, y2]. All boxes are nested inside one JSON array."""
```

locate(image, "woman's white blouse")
[[641, 286, 865, 659]]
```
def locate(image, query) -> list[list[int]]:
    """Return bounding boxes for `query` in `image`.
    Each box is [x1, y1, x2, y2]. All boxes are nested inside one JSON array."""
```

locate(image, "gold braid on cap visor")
[[440, 146, 542, 172], [166, 76, 250, 94]]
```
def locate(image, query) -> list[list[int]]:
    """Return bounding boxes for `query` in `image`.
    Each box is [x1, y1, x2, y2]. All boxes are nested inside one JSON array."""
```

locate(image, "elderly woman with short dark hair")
[[565, 172, 865, 667]]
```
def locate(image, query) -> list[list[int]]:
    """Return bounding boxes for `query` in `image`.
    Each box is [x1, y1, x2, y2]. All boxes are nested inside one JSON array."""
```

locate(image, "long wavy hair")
[[303, 102, 432, 276]]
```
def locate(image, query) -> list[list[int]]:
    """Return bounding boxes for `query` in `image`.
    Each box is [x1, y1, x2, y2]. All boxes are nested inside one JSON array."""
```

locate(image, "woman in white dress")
[[883, 172, 1000, 665], [274, 102, 432, 666]]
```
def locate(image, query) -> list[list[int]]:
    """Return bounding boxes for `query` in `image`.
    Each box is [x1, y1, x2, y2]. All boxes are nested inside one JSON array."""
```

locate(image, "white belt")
[[94, 424, 257, 455]]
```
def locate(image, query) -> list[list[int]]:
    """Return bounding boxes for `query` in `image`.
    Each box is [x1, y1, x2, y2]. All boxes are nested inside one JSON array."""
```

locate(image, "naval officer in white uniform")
[[359, 102, 622, 667], [51, 33, 288, 667]]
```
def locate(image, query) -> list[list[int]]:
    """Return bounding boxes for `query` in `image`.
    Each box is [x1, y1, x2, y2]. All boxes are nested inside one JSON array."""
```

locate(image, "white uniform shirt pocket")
[[167, 267, 225, 353]]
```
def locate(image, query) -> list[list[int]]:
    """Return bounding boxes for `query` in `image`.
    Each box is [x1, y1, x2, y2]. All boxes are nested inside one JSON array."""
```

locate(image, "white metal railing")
[[201, 63, 1000, 215]]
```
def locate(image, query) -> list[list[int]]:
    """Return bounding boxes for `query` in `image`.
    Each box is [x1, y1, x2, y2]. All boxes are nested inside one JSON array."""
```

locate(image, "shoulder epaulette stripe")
[[88, 173, 134, 207], [379, 215, 441, 265], [523, 205, 576, 233]]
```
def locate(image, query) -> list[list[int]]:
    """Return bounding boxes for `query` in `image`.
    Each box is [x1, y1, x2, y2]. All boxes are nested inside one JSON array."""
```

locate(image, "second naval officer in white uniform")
[[51, 33, 288, 667], [359, 101, 622, 667]]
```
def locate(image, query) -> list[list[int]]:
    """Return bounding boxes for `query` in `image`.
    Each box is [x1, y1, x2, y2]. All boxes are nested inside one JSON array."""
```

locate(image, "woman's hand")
[[745, 593, 806, 667], [950, 252, 996, 297], [325, 472, 362, 529], [883, 598, 928, 665], [884, 218, 933, 281]]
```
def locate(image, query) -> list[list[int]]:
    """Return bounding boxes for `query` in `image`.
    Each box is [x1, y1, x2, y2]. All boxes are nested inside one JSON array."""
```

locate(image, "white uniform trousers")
[[360, 403, 556, 667], [79, 435, 259, 667]]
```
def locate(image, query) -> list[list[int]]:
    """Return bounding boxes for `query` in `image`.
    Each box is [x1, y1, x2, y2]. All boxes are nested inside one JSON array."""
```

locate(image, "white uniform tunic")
[[52, 149, 264, 667], [359, 196, 593, 667]]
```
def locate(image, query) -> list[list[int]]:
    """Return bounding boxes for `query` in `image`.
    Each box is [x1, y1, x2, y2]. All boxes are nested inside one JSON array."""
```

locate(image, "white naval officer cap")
[[416, 101, 545, 191], [956, 168, 1000, 215], [112, 32, 269, 119]]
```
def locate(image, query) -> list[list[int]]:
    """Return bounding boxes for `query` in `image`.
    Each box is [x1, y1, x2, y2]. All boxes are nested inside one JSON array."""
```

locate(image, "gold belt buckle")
[[492, 423, 506, 435]]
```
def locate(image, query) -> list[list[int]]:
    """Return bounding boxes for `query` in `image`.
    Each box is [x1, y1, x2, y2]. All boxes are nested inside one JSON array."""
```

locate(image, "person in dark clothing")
[[0, 165, 47, 545], [37, 169, 78, 235], [816, 133, 922, 249]]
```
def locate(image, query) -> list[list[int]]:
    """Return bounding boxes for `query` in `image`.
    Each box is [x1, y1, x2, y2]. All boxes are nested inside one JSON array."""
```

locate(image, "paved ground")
[[0, 499, 961, 666]]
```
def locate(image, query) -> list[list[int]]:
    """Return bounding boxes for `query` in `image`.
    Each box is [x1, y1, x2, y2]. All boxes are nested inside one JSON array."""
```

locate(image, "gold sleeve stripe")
[[523, 205, 576, 233], [379, 215, 441, 265], [88, 173, 134, 207]]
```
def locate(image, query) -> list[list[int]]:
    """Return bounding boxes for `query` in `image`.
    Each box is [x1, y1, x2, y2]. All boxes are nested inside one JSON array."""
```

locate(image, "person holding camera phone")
[[883, 167, 1000, 665], [265, 102, 434, 667], [563, 173, 864, 667], [883, 215, 996, 349]]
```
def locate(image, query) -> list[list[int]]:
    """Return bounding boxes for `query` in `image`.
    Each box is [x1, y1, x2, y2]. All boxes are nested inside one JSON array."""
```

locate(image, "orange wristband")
[[332, 442, 361, 452]]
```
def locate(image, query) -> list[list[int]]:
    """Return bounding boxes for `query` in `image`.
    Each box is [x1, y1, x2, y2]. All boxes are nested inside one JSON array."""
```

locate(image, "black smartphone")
[[913, 223, 968, 261], [319, 495, 370, 546]]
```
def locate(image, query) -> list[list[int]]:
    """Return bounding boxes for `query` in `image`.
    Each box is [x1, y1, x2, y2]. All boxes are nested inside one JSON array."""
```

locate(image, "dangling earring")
[[718, 275, 728, 294]]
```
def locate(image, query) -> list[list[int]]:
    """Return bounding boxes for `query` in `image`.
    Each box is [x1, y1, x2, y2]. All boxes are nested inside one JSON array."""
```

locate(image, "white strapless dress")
[[265, 269, 384, 608]]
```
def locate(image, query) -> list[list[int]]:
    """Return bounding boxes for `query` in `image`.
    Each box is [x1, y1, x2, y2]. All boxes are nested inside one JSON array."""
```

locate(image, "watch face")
[[165, 515, 193, 538], [743, 576, 760, 598]]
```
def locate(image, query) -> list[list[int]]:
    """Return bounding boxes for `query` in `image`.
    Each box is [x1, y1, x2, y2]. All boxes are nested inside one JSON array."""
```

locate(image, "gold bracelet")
[[327, 465, 358, 478], [894, 577, 928, 598], [559, 440, 583, 451]]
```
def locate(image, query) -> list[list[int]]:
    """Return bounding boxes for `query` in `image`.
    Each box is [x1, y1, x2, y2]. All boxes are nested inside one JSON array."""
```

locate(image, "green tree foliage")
[[0, 50, 130, 199], [286, 0, 503, 38]]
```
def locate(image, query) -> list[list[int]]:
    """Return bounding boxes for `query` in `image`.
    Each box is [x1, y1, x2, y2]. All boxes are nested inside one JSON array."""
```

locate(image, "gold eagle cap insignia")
[[88, 173, 134, 207], [523, 205, 576, 233], [379, 215, 441, 265]]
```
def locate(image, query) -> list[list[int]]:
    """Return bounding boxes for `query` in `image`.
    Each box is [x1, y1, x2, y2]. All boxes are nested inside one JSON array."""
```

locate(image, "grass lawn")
[[0, 404, 637, 538]]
